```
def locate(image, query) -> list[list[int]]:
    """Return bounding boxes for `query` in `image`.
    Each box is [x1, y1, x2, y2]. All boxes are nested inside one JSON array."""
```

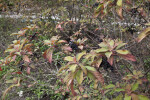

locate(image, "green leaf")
[[109, 40, 115, 48], [95, 48, 108, 53], [113, 94, 123, 100], [80, 64, 87, 75], [75, 70, 83, 85], [76, 51, 86, 61], [124, 94, 131, 100], [69, 64, 78, 72], [6, 79, 14, 83], [105, 52, 112, 59], [85, 66, 96, 71], [5, 49, 15, 53], [116, 50, 130, 55], [115, 88, 125, 92], [87, 71, 95, 80], [44, 40, 51, 45], [98, 42, 108, 48], [136, 27, 150, 42], [64, 56, 74, 61], [105, 84, 115, 89], [138, 95, 149, 100], [117, 0, 122, 6], [116, 43, 126, 49], [132, 82, 139, 91]]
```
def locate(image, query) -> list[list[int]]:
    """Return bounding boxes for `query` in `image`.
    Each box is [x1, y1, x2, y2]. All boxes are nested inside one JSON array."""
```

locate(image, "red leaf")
[[126, 0, 132, 5], [43, 48, 53, 63], [0, 67, 2, 71], [27, 67, 31, 74], [12, 55, 17, 61], [56, 24, 63, 31], [120, 54, 136, 61], [23, 55, 30, 63], [62, 46, 72, 52], [16, 72, 22, 74], [70, 80, 77, 96]]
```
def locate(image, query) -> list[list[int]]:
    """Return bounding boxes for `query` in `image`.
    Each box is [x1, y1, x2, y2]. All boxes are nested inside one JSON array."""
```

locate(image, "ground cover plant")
[[0, 0, 150, 100]]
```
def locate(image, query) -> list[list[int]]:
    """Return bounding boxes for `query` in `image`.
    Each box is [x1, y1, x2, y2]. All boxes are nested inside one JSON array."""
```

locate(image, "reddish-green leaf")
[[58, 64, 70, 73], [136, 27, 150, 42], [44, 40, 51, 45]]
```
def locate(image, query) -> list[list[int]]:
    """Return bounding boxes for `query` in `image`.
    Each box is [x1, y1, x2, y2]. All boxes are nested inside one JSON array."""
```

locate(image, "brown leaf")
[[116, 7, 123, 20], [108, 56, 114, 66], [43, 48, 53, 63], [119, 54, 136, 61], [138, 8, 147, 18], [131, 93, 139, 100], [126, 0, 132, 5], [70, 80, 77, 96], [91, 71, 104, 85]]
